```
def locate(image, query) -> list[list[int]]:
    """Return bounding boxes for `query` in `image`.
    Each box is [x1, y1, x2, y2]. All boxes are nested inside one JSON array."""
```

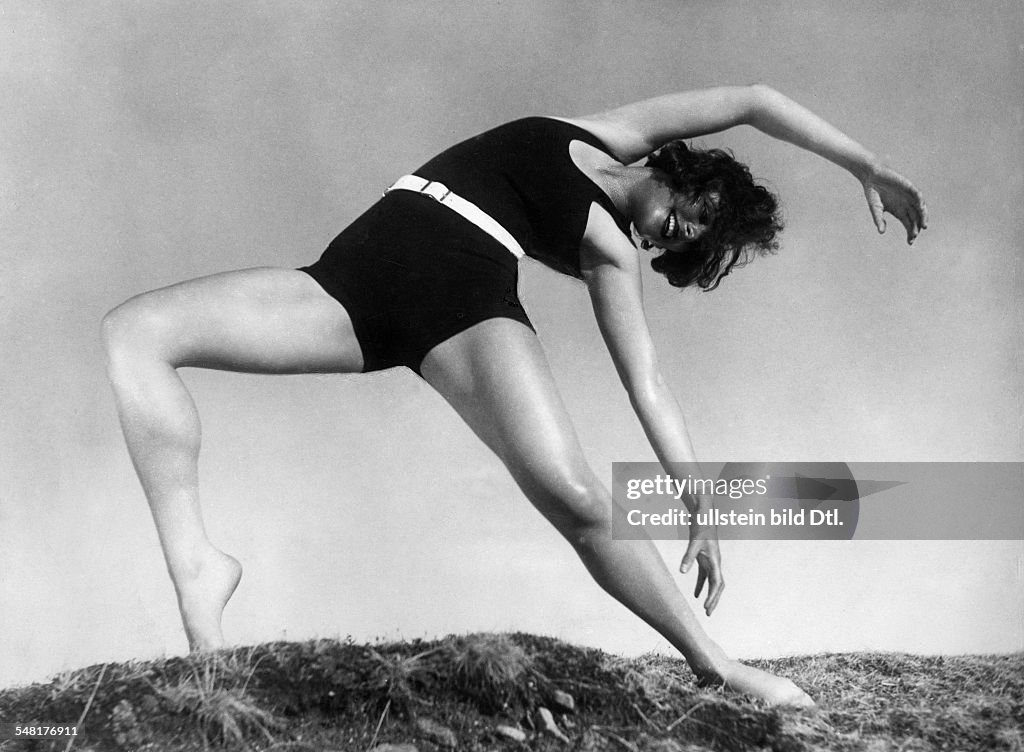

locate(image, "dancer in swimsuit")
[[103, 86, 926, 707]]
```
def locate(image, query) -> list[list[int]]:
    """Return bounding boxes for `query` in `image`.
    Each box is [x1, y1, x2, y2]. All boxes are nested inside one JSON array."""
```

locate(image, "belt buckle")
[[420, 180, 452, 203]]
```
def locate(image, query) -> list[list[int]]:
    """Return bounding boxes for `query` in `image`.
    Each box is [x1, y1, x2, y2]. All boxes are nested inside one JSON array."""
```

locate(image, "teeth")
[[665, 211, 677, 238]]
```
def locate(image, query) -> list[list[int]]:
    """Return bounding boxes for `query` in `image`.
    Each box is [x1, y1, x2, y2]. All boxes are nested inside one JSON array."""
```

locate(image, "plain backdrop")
[[1, 1, 1022, 688]]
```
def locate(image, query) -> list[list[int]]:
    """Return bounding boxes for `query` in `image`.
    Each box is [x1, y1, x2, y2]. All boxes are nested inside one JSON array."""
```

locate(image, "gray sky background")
[[1, 1, 1021, 687]]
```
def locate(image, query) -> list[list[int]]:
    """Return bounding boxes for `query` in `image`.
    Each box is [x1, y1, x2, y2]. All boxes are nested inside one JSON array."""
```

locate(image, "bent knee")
[[101, 295, 182, 365]]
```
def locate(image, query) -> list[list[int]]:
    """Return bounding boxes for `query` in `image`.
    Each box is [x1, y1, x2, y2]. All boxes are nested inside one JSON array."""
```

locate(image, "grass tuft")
[[361, 646, 440, 714], [442, 632, 538, 712], [156, 651, 281, 748]]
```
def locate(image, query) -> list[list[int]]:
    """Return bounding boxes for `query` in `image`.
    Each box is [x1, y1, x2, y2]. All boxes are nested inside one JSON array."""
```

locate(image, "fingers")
[[908, 182, 928, 231], [679, 539, 699, 574], [866, 169, 929, 243], [899, 198, 928, 244], [683, 539, 725, 615], [866, 190, 886, 234], [898, 209, 919, 245], [914, 199, 928, 234], [880, 194, 925, 244], [705, 571, 724, 616], [908, 184, 928, 239]]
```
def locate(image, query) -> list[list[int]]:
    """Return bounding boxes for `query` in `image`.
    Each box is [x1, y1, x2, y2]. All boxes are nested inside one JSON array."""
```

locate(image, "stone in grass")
[[536, 707, 570, 743], [416, 718, 458, 749], [551, 689, 576, 713], [495, 724, 527, 742]]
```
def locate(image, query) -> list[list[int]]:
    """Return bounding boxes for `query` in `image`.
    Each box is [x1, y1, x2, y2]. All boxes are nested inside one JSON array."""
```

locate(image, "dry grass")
[[444, 633, 537, 710], [362, 645, 442, 714], [0, 636, 1019, 751], [155, 651, 282, 748]]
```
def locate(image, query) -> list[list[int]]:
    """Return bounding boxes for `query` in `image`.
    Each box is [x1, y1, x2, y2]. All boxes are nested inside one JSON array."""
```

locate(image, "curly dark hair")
[[645, 140, 783, 290]]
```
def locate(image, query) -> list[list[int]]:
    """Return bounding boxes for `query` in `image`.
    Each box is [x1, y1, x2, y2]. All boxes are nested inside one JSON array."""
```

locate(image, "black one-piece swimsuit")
[[300, 117, 633, 374]]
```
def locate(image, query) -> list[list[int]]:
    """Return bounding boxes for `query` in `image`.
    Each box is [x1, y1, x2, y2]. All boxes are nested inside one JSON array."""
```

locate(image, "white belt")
[[384, 174, 525, 259]]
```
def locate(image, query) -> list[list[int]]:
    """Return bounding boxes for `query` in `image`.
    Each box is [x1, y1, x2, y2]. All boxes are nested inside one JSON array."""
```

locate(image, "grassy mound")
[[0, 633, 1020, 751]]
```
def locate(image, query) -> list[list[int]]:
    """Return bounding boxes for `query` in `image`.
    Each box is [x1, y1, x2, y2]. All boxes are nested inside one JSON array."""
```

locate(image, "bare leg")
[[421, 319, 814, 707], [102, 268, 363, 650]]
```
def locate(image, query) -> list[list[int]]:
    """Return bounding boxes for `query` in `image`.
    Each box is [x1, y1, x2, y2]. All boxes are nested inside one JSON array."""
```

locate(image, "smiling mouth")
[[663, 210, 678, 240]]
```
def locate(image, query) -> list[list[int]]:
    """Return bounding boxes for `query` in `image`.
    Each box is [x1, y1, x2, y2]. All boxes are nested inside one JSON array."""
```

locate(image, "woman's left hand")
[[680, 504, 725, 616], [861, 164, 928, 244]]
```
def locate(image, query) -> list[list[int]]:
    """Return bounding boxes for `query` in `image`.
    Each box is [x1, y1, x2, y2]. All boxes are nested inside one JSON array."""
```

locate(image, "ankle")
[[165, 543, 224, 582], [690, 654, 734, 687]]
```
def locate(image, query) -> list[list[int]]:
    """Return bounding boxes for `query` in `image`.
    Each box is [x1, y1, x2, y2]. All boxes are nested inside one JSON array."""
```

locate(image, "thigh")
[[420, 318, 606, 525], [110, 267, 365, 373]]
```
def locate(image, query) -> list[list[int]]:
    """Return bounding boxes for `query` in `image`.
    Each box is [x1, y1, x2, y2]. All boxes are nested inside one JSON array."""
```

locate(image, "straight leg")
[[420, 318, 814, 706]]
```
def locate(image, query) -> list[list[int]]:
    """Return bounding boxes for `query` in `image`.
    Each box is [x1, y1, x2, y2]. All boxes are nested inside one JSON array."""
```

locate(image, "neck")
[[595, 164, 653, 219]]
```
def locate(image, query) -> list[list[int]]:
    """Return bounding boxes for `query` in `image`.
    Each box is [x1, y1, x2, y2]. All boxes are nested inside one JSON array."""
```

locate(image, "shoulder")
[[545, 116, 650, 164], [558, 86, 768, 163]]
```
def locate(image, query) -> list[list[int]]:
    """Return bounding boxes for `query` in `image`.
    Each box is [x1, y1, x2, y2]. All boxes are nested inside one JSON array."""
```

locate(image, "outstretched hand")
[[680, 506, 724, 616], [862, 164, 928, 244]]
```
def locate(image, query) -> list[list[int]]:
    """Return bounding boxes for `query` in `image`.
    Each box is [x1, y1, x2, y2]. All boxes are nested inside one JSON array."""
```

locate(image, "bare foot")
[[171, 547, 242, 652], [712, 659, 817, 708]]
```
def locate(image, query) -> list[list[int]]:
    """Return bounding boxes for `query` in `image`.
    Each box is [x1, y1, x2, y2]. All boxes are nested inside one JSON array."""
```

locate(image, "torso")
[[413, 116, 634, 278], [301, 115, 640, 372]]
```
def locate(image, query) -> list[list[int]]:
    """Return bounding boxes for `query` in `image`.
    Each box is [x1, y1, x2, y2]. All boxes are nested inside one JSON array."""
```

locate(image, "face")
[[632, 173, 716, 253]]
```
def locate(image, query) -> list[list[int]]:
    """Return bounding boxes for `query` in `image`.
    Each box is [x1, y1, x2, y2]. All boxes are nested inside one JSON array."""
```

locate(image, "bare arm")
[[583, 85, 763, 160], [746, 86, 928, 242], [580, 205, 725, 616], [581, 85, 928, 242]]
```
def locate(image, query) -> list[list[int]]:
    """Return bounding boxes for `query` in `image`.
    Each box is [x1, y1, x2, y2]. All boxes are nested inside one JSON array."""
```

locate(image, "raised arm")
[[579, 207, 725, 616], [584, 85, 764, 159], [745, 86, 928, 242], [581, 85, 927, 243]]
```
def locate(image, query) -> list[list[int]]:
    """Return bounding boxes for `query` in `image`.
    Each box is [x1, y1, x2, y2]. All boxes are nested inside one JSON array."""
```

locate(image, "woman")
[[102, 85, 926, 707]]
